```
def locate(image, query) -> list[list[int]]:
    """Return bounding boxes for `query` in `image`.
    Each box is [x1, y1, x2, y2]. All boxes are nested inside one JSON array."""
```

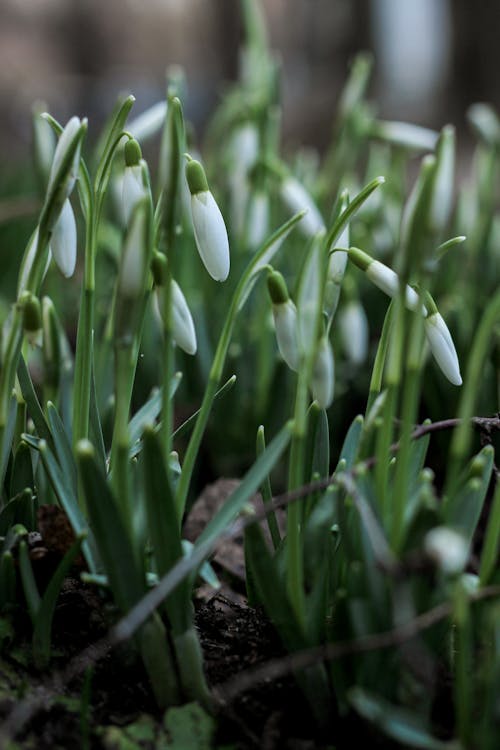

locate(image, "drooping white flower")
[[122, 139, 147, 226], [310, 336, 335, 409], [155, 281, 197, 356], [280, 176, 325, 237], [424, 311, 462, 386], [424, 526, 468, 575], [46, 116, 82, 198], [186, 158, 230, 282], [339, 300, 369, 366], [348, 247, 425, 313], [50, 198, 77, 278], [267, 270, 299, 372]]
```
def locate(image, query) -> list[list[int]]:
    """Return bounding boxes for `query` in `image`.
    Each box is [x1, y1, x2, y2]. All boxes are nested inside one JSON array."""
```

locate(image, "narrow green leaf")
[[479, 479, 500, 586], [95, 94, 135, 201], [17, 356, 53, 448], [18, 540, 41, 622], [89, 364, 107, 473], [0, 489, 34, 535], [33, 534, 85, 668], [0, 394, 17, 491], [325, 176, 385, 250], [196, 422, 292, 551], [77, 440, 146, 612], [129, 373, 182, 447], [256, 425, 281, 550], [445, 445, 494, 543], [0, 551, 16, 609], [335, 414, 363, 472], [171, 374, 236, 441], [9, 440, 34, 498], [46, 401, 77, 495]]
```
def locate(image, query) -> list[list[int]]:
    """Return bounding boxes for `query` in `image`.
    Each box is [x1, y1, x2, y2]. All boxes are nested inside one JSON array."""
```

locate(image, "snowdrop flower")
[[33, 105, 56, 185], [310, 336, 335, 409], [43, 116, 86, 231], [424, 310, 462, 386], [348, 247, 425, 313], [280, 176, 325, 237], [186, 157, 230, 282], [429, 125, 455, 234], [155, 281, 197, 356], [267, 270, 299, 371], [50, 198, 77, 278], [339, 299, 369, 366], [424, 526, 468, 576], [246, 190, 269, 250], [122, 139, 147, 226], [372, 120, 439, 152], [118, 199, 150, 299]]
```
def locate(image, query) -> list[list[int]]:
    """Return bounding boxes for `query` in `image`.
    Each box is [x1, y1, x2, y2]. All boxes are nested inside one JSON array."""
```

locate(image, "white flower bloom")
[[171, 281, 197, 355], [128, 101, 167, 142], [374, 120, 439, 151], [247, 190, 269, 249], [367, 260, 423, 312], [310, 336, 334, 409], [424, 312, 462, 386], [119, 201, 148, 298], [429, 125, 455, 233], [191, 191, 230, 281], [281, 176, 325, 237], [339, 300, 369, 365], [424, 526, 468, 575], [50, 199, 77, 278], [273, 300, 299, 372], [122, 164, 146, 226]]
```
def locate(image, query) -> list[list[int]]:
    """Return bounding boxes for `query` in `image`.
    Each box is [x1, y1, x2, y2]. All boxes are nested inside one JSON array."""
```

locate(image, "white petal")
[[128, 101, 167, 142], [367, 260, 422, 312], [119, 205, 147, 297], [424, 527, 468, 575], [310, 337, 334, 409], [171, 280, 197, 355], [191, 191, 230, 281], [424, 313, 462, 386], [340, 301, 369, 365], [327, 249, 348, 285], [247, 191, 269, 249], [122, 165, 146, 226], [50, 199, 77, 278], [281, 177, 325, 237], [375, 121, 439, 151], [273, 300, 299, 371]]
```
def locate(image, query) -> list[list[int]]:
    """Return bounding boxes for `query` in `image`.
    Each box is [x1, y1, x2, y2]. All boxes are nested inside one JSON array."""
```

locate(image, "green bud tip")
[[151, 252, 167, 286], [21, 293, 42, 332], [185, 158, 209, 195], [124, 138, 142, 167], [421, 290, 438, 317], [347, 247, 373, 272], [76, 438, 95, 458], [267, 270, 289, 305]]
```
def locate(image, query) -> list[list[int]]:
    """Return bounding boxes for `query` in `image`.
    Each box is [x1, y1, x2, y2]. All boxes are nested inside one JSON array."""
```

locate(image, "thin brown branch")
[[213, 585, 500, 705]]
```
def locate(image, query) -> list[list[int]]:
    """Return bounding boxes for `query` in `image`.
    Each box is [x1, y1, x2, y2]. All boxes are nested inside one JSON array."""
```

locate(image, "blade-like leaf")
[[17, 357, 53, 448], [47, 401, 77, 496]]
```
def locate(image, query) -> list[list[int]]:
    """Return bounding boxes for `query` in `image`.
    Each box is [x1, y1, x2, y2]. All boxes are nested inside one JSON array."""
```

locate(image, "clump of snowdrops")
[[0, 0, 499, 746]]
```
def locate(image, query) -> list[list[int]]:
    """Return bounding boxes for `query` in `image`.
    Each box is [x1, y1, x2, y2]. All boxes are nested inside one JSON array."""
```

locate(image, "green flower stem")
[[446, 288, 500, 496], [366, 300, 394, 415], [453, 583, 472, 747], [175, 211, 305, 519], [391, 312, 424, 552], [110, 344, 136, 526], [160, 268, 174, 457]]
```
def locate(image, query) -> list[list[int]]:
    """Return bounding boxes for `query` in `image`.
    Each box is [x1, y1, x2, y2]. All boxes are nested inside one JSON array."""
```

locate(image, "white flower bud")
[[373, 120, 439, 151], [186, 159, 230, 282], [155, 282, 197, 356], [119, 200, 149, 298], [339, 300, 369, 365], [122, 164, 147, 226], [247, 190, 269, 249], [46, 116, 82, 198], [273, 300, 299, 372], [50, 199, 77, 278], [424, 312, 462, 386], [128, 101, 167, 142], [280, 177, 325, 237], [367, 260, 422, 311], [424, 526, 468, 575], [310, 336, 334, 409]]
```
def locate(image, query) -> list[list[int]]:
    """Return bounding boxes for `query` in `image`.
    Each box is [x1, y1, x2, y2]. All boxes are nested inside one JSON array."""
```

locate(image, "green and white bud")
[[155, 281, 197, 356], [310, 336, 334, 409], [280, 176, 325, 237], [467, 103, 500, 147], [128, 101, 167, 143], [424, 310, 462, 386], [267, 271, 299, 371], [122, 140, 147, 226], [339, 299, 369, 366], [424, 526, 468, 576], [186, 158, 230, 282], [49, 198, 77, 278], [17, 228, 50, 295], [324, 192, 350, 318], [229, 123, 259, 233], [33, 104, 56, 186], [118, 199, 150, 299], [348, 248, 424, 313], [371, 120, 439, 152], [297, 233, 324, 357]]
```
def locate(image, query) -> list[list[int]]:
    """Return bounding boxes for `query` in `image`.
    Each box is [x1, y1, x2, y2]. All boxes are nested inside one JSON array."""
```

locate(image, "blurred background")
[[0, 0, 499, 163]]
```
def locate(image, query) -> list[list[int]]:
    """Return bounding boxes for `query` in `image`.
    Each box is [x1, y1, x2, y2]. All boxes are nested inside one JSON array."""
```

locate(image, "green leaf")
[[163, 702, 216, 750], [444, 445, 494, 544], [195, 422, 292, 553], [77, 440, 146, 612], [305, 403, 330, 482], [95, 94, 136, 205], [325, 176, 385, 250], [335, 414, 363, 472], [0, 394, 17, 491], [349, 688, 459, 750], [18, 540, 41, 622], [479, 479, 500, 586], [0, 488, 35, 535], [32, 534, 85, 668], [0, 551, 16, 609], [142, 426, 190, 634], [9, 440, 34, 499], [17, 356, 53, 449], [46, 401, 77, 495], [89, 364, 107, 473], [129, 373, 182, 449]]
